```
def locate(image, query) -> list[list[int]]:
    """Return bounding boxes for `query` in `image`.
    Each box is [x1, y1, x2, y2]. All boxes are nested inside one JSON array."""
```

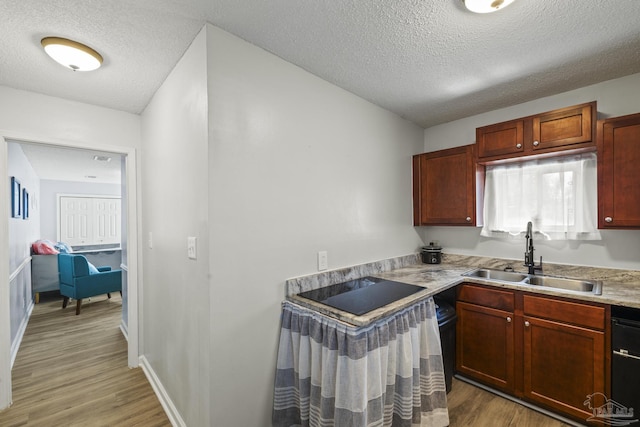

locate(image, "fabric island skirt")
[[273, 297, 449, 427]]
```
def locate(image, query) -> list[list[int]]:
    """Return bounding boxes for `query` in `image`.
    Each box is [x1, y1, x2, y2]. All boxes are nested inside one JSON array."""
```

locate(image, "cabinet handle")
[[465, 217, 471, 222], [524, 320, 530, 327], [506, 316, 512, 323], [533, 140, 540, 147], [516, 143, 522, 149], [614, 350, 640, 361], [605, 217, 613, 223]]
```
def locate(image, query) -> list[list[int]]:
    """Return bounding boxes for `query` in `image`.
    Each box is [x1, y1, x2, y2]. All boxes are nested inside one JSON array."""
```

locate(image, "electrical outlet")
[[187, 236, 197, 260], [318, 251, 328, 271]]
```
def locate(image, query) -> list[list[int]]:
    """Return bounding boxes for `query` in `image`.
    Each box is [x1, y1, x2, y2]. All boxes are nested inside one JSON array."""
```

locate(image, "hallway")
[[0, 293, 169, 426]]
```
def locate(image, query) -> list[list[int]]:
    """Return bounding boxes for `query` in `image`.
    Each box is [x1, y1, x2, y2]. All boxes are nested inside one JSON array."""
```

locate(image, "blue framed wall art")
[[10, 177, 21, 218]]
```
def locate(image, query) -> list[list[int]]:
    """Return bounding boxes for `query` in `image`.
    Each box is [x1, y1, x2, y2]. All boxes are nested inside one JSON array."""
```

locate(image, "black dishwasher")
[[611, 306, 640, 417]]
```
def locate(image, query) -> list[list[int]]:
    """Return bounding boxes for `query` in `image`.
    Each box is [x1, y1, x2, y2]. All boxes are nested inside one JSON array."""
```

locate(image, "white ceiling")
[[1, 0, 640, 130], [16, 142, 122, 184]]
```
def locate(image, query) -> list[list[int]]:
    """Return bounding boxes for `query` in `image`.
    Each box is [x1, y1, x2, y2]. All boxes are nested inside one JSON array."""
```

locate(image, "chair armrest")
[[74, 270, 122, 299], [97, 266, 112, 272]]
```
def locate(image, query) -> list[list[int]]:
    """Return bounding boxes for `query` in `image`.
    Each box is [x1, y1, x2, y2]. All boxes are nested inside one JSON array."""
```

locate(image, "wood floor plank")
[[446, 378, 574, 427], [5, 292, 581, 426], [0, 293, 170, 427]]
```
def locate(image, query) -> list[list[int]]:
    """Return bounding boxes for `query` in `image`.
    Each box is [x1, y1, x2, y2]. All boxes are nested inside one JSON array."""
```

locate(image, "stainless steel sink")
[[463, 268, 528, 282], [462, 268, 602, 295], [524, 275, 602, 294]]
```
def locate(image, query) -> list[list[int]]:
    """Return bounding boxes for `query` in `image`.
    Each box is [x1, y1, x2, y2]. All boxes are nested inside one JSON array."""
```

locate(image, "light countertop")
[[287, 254, 640, 326]]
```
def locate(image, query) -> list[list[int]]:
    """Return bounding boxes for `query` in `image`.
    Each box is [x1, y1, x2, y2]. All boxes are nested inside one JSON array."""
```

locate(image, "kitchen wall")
[[140, 28, 210, 427], [421, 73, 640, 270], [205, 23, 424, 426], [137, 21, 425, 425]]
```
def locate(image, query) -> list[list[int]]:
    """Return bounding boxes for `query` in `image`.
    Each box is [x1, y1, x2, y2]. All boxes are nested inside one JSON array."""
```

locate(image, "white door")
[[94, 198, 121, 244], [59, 197, 92, 246]]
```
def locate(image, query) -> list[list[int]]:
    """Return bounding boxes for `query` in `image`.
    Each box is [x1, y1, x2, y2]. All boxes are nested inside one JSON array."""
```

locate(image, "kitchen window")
[[481, 152, 600, 240]]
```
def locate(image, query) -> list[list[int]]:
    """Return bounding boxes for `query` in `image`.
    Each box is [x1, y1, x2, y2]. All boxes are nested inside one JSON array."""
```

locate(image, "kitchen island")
[[283, 253, 640, 426]]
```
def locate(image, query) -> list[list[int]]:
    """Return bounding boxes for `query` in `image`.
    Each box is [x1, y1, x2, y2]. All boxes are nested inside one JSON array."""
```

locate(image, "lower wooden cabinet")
[[457, 301, 515, 392], [456, 283, 609, 423]]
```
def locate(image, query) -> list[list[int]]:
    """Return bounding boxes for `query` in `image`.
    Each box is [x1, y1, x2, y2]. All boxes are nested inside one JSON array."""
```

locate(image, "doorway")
[[0, 135, 140, 410]]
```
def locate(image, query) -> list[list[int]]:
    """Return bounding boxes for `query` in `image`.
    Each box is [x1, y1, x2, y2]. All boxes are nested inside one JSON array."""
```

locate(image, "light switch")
[[318, 251, 328, 271], [148, 232, 153, 249], [187, 236, 197, 260]]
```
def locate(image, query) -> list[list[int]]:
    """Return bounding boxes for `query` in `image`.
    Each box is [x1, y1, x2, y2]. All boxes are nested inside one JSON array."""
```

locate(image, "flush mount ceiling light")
[[41, 37, 103, 71], [463, 0, 516, 13]]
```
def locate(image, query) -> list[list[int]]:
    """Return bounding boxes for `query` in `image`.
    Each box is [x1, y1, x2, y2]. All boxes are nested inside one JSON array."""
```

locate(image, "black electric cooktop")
[[297, 276, 425, 316]]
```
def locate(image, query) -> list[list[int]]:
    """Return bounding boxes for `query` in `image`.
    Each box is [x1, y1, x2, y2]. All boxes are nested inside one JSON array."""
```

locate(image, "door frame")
[[0, 131, 140, 410]]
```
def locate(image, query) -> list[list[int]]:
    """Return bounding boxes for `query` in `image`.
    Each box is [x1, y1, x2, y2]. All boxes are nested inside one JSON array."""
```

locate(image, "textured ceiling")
[[16, 142, 122, 184], [1, 0, 640, 130]]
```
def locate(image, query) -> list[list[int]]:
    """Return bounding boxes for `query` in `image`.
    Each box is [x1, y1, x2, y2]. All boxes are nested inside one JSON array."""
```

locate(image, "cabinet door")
[[59, 196, 93, 246], [598, 113, 640, 228], [59, 196, 122, 246], [532, 102, 595, 152], [476, 119, 524, 159], [94, 198, 121, 244], [413, 145, 476, 226], [523, 316, 605, 421], [456, 301, 515, 393]]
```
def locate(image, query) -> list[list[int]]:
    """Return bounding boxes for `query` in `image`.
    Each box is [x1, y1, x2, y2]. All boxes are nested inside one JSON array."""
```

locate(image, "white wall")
[[0, 86, 140, 149], [39, 179, 121, 242], [205, 24, 424, 426], [7, 143, 39, 351], [0, 86, 140, 410], [140, 28, 210, 427], [422, 73, 640, 270], [8, 143, 40, 273]]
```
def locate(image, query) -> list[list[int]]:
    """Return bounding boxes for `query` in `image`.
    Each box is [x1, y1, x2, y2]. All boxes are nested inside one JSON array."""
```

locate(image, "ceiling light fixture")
[[41, 37, 103, 71], [463, 0, 516, 13]]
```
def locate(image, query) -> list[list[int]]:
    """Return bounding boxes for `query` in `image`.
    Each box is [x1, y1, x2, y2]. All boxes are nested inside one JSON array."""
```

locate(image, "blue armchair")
[[58, 254, 122, 315]]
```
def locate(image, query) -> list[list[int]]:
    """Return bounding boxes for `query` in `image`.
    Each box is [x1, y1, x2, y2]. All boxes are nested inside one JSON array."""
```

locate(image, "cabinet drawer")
[[523, 294, 605, 330], [458, 284, 515, 312]]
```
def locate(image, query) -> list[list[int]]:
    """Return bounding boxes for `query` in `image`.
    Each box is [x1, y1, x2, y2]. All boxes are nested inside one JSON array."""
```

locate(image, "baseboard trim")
[[10, 300, 34, 369], [119, 320, 128, 342], [454, 374, 587, 427], [139, 355, 186, 427]]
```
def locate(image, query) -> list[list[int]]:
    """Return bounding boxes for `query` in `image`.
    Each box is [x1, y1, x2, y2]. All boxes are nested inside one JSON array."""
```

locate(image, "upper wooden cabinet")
[[598, 112, 640, 229], [476, 102, 597, 161], [412, 144, 479, 226]]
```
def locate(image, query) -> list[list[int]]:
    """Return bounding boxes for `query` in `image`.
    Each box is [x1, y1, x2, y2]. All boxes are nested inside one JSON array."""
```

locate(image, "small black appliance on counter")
[[421, 242, 442, 264]]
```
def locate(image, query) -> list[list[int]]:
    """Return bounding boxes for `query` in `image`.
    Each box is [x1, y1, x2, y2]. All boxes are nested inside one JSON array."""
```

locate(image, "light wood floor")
[[2, 292, 577, 427], [0, 292, 170, 427], [446, 377, 575, 427]]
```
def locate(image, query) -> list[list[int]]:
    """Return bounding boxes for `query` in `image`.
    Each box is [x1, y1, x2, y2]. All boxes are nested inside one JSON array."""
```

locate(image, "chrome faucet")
[[524, 221, 543, 275]]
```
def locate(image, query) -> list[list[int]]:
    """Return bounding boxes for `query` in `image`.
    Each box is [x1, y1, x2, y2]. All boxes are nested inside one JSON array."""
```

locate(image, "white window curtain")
[[481, 152, 600, 240]]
